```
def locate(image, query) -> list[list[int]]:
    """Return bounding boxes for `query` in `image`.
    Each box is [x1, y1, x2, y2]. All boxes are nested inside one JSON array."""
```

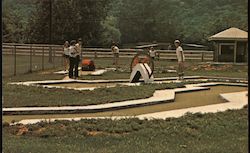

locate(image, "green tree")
[[3, 0, 35, 43], [27, 0, 111, 45], [99, 16, 121, 47]]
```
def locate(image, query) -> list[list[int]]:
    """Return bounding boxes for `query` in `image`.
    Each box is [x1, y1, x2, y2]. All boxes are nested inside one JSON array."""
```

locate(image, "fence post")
[[201, 52, 204, 62], [42, 46, 44, 70], [61, 48, 64, 67], [49, 46, 52, 63], [81, 48, 83, 59], [33, 47, 35, 56], [94, 51, 97, 58], [30, 45, 32, 73], [12, 46, 14, 55], [53, 46, 55, 68], [14, 45, 16, 76]]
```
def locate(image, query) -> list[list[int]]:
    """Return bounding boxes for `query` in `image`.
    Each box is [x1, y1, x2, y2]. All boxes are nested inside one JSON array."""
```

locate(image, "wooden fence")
[[2, 43, 214, 76], [3, 43, 214, 61]]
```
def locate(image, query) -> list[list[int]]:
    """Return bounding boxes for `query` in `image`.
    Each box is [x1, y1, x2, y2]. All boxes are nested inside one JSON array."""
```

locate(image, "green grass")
[[80, 58, 248, 79], [3, 107, 248, 153], [3, 82, 184, 107], [3, 55, 248, 78], [2, 58, 247, 108], [2, 58, 248, 152], [3, 54, 63, 77]]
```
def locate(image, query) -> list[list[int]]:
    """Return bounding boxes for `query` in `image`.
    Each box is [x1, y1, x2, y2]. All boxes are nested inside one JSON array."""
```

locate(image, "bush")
[[2, 122, 10, 127]]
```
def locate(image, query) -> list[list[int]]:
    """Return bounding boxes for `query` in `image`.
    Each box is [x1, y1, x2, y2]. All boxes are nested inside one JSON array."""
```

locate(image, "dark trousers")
[[69, 55, 80, 78]]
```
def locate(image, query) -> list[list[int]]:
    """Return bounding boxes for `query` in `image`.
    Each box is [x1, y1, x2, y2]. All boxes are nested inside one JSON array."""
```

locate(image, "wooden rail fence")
[[3, 43, 214, 61]]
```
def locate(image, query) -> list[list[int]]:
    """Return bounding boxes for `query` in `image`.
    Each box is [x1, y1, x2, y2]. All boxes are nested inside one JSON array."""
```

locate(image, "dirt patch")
[[87, 131, 130, 136], [39, 71, 53, 75], [16, 126, 29, 136], [33, 127, 47, 135], [87, 131, 105, 136]]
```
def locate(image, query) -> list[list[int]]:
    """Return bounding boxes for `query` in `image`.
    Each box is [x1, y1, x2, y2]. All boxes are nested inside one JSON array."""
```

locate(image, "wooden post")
[[201, 52, 204, 62], [234, 41, 237, 63], [53, 47, 55, 68], [30, 45, 32, 73], [33, 48, 35, 56], [246, 43, 248, 63], [14, 45, 16, 76], [48, 0, 53, 63], [12, 46, 14, 55], [61, 47, 64, 67], [218, 43, 221, 62], [213, 42, 218, 62], [42, 46, 44, 70], [94, 51, 97, 58], [81, 47, 83, 59], [49, 46, 52, 63]]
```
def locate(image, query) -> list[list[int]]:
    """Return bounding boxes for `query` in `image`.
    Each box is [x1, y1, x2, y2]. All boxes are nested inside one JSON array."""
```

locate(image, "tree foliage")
[[3, 0, 248, 46], [27, 0, 111, 45], [3, 0, 35, 43], [113, 0, 248, 45]]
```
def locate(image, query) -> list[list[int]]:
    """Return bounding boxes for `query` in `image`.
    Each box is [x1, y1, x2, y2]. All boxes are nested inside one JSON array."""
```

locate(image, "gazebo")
[[208, 27, 248, 63]]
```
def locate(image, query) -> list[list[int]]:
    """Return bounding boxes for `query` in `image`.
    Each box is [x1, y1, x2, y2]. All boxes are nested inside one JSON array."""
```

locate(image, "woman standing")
[[63, 41, 70, 71]]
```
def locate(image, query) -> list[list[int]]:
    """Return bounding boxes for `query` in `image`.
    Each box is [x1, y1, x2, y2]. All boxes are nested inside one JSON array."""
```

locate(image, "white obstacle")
[[130, 63, 154, 83]]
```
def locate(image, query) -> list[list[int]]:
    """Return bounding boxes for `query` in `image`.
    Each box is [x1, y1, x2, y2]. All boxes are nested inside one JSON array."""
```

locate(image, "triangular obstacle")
[[130, 63, 154, 83]]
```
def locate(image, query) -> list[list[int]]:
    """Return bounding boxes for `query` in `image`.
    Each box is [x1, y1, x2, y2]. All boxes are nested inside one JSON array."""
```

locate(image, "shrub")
[[2, 122, 10, 127]]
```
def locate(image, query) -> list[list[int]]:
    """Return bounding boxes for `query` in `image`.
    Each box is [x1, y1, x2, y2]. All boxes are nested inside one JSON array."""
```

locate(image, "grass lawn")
[[3, 55, 248, 79], [2, 58, 248, 108], [2, 57, 248, 153], [80, 58, 248, 80], [3, 81, 184, 107], [3, 107, 248, 153], [3, 54, 63, 77]]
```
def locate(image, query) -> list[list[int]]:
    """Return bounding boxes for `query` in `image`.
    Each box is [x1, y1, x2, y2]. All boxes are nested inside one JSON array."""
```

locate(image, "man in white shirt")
[[174, 40, 185, 80], [68, 40, 81, 79], [75, 38, 82, 58]]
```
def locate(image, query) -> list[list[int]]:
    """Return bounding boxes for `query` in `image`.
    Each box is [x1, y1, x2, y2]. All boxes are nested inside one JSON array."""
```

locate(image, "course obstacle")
[[130, 63, 154, 83], [82, 59, 95, 71]]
